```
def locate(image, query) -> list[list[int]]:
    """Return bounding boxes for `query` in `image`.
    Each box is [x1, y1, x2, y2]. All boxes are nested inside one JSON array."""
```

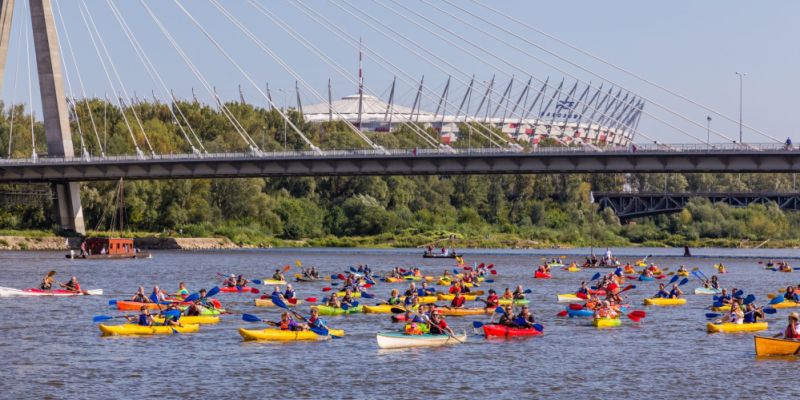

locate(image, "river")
[[0, 247, 797, 399]]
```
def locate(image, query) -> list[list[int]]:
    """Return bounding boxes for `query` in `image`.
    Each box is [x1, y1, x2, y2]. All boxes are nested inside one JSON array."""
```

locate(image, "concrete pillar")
[[29, 0, 85, 233], [0, 0, 14, 94]]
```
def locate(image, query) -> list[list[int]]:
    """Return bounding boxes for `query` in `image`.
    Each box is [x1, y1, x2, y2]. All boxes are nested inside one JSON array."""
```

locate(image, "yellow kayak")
[[335, 291, 362, 298], [772, 301, 800, 309], [556, 294, 583, 303], [754, 335, 800, 356], [643, 298, 687, 306], [99, 323, 200, 336], [436, 293, 478, 301], [261, 279, 287, 285], [362, 304, 416, 314], [593, 318, 621, 329], [566, 267, 581, 272], [711, 304, 731, 312], [677, 271, 689, 277], [238, 327, 344, 341], [438, 307, 492, 316], [152, 316, 219, 325], [400, 295, 438, 304], [383, 277, 405, 283], [254, 298, 304, 307], [706, 322, 768, 333]]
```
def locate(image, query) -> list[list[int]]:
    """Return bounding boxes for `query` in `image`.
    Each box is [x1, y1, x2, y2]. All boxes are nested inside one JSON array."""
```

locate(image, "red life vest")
[[786, 323, 799, 339]]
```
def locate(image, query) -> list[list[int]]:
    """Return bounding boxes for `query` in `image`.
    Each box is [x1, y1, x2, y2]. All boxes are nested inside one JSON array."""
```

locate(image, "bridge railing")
[[0, 143, 793, 165]]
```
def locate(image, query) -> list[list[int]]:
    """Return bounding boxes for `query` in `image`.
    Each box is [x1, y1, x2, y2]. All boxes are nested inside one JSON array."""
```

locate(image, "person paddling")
[[150, 286, 167, 303], [743, 303, 765, 324], [128, 306, 154, 327], [236, 275, 249, 288], [223, 274, 237, 288], [175, 282, 189, 297], [498, 305, 517, 327], [283, 284, 296, 301], [721, 302, 744, 325], [131, 287, 150, 303], [778, 312, 800, 339], [654, 283, 669, 298], [427, 310, 455, 336], [668, 284, 683, 299], [514, 305, 536, 328], [449, 291, 466, 308], [272, 269, 285, 281], [386, 289, 402, 306], [40, 271, 56, 290], [484, 289, 500, 309], [512, 285, 526, 300], [60, 276, 81, 293]]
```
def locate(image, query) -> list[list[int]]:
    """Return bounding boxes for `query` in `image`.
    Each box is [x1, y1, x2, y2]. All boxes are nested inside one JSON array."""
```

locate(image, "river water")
[[0, 247, 797, 399]]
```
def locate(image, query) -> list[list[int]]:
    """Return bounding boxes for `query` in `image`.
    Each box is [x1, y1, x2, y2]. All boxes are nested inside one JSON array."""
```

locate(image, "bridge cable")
[[6, 0, 24, 158], [468, 0, 781, 144], [80, 0, 156, 156], [171, 0, 321, 153], [104, 0, 205, 155], [137, 1, 259, 154], [427, 0, 750, 145], [53, 0, 104, 157], [22, 0, 36, 160], [75, 0, 146, 158], [210, 0, 388, 153], [244, 0, 443, 150], [375, 0, 700, 145], [292, 1, 502, 149]]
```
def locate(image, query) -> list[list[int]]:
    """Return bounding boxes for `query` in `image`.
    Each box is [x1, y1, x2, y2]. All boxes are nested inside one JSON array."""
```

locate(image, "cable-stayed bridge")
[[0, 0, 790, 234]]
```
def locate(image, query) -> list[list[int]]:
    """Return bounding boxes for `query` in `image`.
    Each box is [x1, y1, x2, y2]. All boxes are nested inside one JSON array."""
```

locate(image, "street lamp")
[[277, 88, 288, 151], [735, 72, 746, 145], [706, 116, 712, 149]]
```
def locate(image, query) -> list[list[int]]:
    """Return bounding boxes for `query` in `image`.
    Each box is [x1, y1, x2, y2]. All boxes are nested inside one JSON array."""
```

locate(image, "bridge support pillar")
[[29, 0, 85, 233]]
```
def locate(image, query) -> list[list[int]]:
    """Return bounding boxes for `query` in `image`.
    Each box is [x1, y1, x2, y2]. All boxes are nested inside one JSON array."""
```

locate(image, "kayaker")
[[577, 281, 589, 296], [449, 291, 466, 308], [512, 285, 526, 300], [284, 284, 296, 300], [186, 288, 214, 316], [668, 284, 683, 299], [404, 283, 417, 297], [149, 286, 167, 303], [498, 305, 517, 327], [705, 275, 720, 290], [654, 283, 669, 298], [783, 286, 799, 302], [717, 288, 732, 305], [779, 312, 800, 339], [779, 264, 793, 273], [236, 275, 249, 287], [743, 303, 765, 324], [272, 269, 285, 281], [484, 289, 500, 309], [277, 312, 305, 331], [420, 282, 435, 296], [128, 306, 154, 326], [501, 288, 514, 300], [307, 307, 327, 330], [326, 293, 341, 308], [427, 310, 455, 336], [40, 271, 56, 290], [404, 321, 424, 335], [448, 282, 462, 295], [513, 305, 536, 328], [309, 267, 320, 279], [131, 287, 150, 303], [403, 293, 417, 307], [677, 266, 688, 275], [594, 301, 618, 319], [641, 269, 654, 279], [60, 276, 81, 293], [721, 302, 744, 325], [175, 282, 189, 297], [386, 289, 402, 306]]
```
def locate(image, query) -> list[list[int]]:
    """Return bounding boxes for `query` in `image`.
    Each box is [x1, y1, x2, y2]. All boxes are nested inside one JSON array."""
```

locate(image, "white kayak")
[[556, 294, 584, 303], [376, 331, 467, 349], [694, 287, 721, 295], [0, 287, 103, 297]]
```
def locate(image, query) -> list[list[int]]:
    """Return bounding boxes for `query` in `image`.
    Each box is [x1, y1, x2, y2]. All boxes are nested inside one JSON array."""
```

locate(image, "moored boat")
[[753, 335, 800, 356], [376, 331, 466, 349]]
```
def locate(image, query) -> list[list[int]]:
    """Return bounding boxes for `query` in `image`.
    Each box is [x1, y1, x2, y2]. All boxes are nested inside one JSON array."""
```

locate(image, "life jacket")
[[404, 323, 422, 335], [137, 314, 150, 326], [785, 323, 799, 339], [66, 282, 80, 291], [284, 290, 295, 299], [388, 297, 401, 305], [450, 295, 465, 308], [486, 294, 499, 306], [279, 320, 290, 330]]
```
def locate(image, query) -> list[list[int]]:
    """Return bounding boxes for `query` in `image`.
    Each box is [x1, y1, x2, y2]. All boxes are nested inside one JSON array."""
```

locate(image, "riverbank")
[[0, 229, 798, 250]]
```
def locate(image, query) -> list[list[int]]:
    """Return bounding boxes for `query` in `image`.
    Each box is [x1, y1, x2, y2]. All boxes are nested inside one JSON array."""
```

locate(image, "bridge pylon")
[[0, 0, 85, 234]]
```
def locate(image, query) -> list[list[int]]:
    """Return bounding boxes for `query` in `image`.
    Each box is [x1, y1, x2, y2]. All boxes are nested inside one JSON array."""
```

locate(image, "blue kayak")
[[638, 276, 655, 281], [567, 305, 629, 318]]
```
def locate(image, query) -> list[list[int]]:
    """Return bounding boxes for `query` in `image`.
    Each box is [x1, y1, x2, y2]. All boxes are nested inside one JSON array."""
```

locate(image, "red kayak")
[[220, 286, 257, 293], [391, 314, 408, 322], [588, 289, 606, 296], [534, 271, 551, 279], [482, 324, 543, 338]]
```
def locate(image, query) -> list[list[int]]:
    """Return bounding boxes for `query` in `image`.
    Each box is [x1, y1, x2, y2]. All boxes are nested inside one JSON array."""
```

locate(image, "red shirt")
[[486, 294, 499, 306], [786, 323, 800, 339], [449, 286, 460, 294], [451, 296, 465, 308]]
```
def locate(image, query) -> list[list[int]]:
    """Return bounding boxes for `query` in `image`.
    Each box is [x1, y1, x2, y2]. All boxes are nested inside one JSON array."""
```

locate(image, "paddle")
[[360, 291, 374, 299], [626, 310, 647, 322], [242, 313, 278, 326], [590, 272, 601, 282], [270, 293, 337, 338], [769, 296, 785, 305]]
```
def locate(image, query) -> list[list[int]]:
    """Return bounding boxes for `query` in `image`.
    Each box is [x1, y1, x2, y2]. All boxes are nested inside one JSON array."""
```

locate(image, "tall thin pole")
[[735, 72, 746, 144], [706, 116, 712, 149]]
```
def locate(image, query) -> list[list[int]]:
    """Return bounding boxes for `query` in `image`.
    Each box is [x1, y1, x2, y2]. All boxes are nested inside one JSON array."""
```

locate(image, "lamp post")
[[277, 88, 288, 151], [735, 72, 746, 145], [706, 116, 712, 149]]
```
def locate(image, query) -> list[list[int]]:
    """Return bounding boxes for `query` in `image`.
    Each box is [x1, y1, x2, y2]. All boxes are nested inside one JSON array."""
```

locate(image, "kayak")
[[714, 264, 727, 273], [99, 323, 200, 336], [643, 298, 687, 306], [534, 271, 551, 279], [0, 287, 103, 297], [498, 298, 530, 306], [706, 322, 768, 333], [438, 307, 492, 316], [315, 305, 363, 315], [363, 304, 410, 314], [376, 331, 466, 349], [152, 315, 220, 325], [384, 277, 405, 283], [437, 293, 478, 301], [593, 317, 621, 328], [260, 279, 287, 285], [638, 276, 655, 281], [436, 280, 475, 287], [771, 301, 800, 309], [335, 291, 362, 298], [177, 305, 225, 316], [482, 324, 542, 338], [566, 266, 581, 272], [400, 295, 438, 304], [220, 286, 257, 293], [753, 335, 800, 356], [711, 304, 731, 312], [623, 268, 636, 275], [557, 294, 584, 303], [116, 301, 173, 311], [568, 305, 629, 318], [239, 327, 344, 341], [677, 271, 690, 277], [547, 263, 564, 268], [694, 287, 721, 295], [254, 298, 303, 307]]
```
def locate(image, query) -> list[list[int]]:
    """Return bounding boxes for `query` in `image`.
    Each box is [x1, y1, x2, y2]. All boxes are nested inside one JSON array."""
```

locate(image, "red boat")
[[534, 271, 551, 279], [482, 324, 543, 338], [219, 286, 257, 293]]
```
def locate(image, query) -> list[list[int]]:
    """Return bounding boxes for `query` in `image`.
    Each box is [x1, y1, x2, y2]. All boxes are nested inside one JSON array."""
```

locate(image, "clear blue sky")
[[3, 0, 798, 144]]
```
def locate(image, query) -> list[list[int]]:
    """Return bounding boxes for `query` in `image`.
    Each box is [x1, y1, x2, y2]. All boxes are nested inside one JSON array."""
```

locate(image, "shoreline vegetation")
[[0, 229, 797, 251]]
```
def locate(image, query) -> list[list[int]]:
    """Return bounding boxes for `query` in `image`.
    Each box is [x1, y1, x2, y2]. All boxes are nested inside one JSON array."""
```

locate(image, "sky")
[[2, 0, 799, 145]]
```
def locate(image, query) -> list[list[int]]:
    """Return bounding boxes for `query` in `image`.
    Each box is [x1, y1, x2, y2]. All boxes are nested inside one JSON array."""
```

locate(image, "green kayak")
[[315, 305, 363, 316]]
